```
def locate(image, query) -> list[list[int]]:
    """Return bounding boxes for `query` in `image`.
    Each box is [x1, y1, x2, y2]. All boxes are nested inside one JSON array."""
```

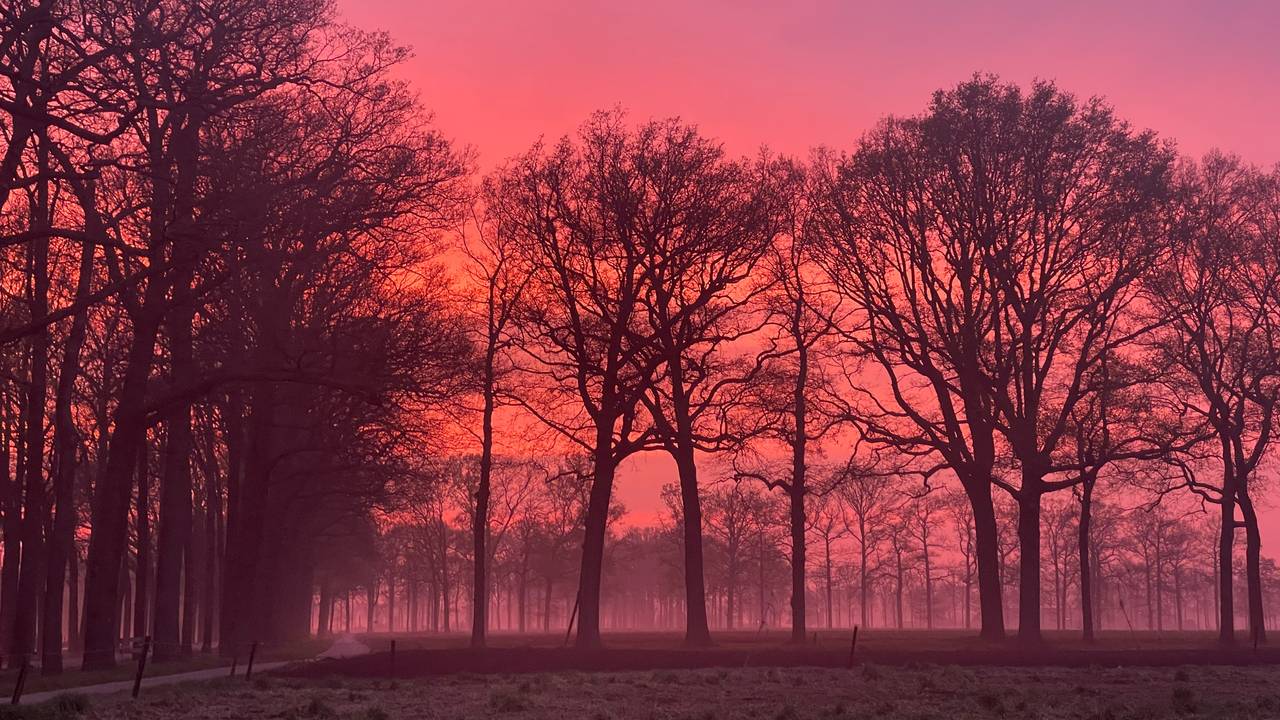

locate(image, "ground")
[[0, 637, 328, 697], [7, 632, 1280, 719], [13, 664, 1280, 720]]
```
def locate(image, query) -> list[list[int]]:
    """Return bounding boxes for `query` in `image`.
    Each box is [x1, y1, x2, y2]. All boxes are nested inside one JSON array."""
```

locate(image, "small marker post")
[[132, 636, 151, 699], [390, 639, 397, 677], [847, 626, 859, 669], [563, 591, 581, 647], [245, 641, 259, 681], [10, 658, 29, 705]]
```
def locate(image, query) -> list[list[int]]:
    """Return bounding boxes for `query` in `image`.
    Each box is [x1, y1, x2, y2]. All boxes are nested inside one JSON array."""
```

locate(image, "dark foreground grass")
[[289, 630, 1280, 678], [12, 664, 1280, 720], [353, 629, 1247, 653]]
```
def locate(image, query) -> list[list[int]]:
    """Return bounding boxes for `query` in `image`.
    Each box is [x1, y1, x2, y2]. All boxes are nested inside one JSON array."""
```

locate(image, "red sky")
[[338, 0, 1280, 533]]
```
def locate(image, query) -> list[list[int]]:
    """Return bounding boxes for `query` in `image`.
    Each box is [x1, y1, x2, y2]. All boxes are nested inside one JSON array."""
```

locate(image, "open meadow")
[[16, 663, 1280, 720], [8, 631, 1280, 720]]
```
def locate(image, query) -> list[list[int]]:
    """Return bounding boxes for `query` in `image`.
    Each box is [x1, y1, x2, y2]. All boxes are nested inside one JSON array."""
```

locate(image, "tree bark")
[[1078, 475, 1096, 642], [1238, 482, 1266, 646], [574, 438, 616, 649], [13, 166, 51, 670], [40, 174, 98, 674], [1016, 479, 1044, 646], [152, 294, 195, 661], [471, 350, 495, 648], [965, 479, 1005, 640], [132, 444, 151, 641]]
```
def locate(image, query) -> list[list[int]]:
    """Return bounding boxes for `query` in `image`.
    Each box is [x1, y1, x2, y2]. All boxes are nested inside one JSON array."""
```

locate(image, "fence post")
[[132, 635, 152, 699], [245, 641, 259, 681], [563, 591, 581, 647], [10, 657, 29, 705]]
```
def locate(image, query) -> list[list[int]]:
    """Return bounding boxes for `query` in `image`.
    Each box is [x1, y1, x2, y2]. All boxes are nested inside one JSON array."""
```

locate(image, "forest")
[[1, 0, 1279, 679]]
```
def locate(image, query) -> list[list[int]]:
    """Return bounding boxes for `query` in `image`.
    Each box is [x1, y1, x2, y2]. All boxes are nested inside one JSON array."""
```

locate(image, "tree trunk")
[[472, 354, 495, 648], [0, 403, 20, 668], [965, 479, 1005, 640], [788, 338, 809, 643], [574, 439, 617, 649], [824, 538, 834, 630], [788, 484, 806, 642], [1016, 481, 1043, 646], [1238, 484, 1266, 646], [153, 295, 195, 662], [859, 534, 870, 629], [673, 441, 711, 646], [13, 176, 51, 669], [220, 378, 275, 655], [517, 559, 528, 633], [922, 531, 933, 630], [80, 294, 167, 670], [542, 576, 552, 633], [1217, 475, 1236, 646], [1078, 475, 1096, 642], [201, 459, 218, 652], [68, 555, 81, 652], [133, 445, 151, 641], [182, 500, 202, 654]]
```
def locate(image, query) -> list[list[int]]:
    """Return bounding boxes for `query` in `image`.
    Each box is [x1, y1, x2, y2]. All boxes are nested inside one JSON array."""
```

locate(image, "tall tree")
[[488, 112, 695, 648], [460, 213, 531, 648], [631, 130, 779, 646], [1150, 153, 1280, 646], [734, 157, 845, 642], [80, 0, 331, 669]]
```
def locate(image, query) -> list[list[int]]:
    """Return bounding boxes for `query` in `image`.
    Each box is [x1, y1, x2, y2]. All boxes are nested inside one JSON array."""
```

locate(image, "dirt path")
[[14, 634, 363, 706], [16, 661, 291, 706]]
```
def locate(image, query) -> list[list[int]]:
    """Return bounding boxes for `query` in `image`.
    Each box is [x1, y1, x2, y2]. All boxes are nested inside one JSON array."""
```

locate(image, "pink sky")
[[338, 0, 1280, 534], [337, 0, 1280, 170]]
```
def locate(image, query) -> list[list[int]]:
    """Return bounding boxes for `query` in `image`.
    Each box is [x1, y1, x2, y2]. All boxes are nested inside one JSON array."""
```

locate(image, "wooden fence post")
[[132, 635, 152, 698]]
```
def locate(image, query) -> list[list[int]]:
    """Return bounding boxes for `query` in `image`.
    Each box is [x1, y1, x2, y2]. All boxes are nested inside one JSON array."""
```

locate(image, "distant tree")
[[702, 482, 770, 630], [944, 490, 977, 630], [905, 488, 945, 630], [807, 490, 847, 629]]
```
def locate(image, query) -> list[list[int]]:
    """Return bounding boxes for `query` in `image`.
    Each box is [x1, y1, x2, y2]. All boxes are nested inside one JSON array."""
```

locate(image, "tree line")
[[0, 0, 1277, 675], [352, 462, 1278, 638]]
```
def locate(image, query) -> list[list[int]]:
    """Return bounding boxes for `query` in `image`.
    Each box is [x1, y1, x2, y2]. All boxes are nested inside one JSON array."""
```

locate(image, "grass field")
[[350, 628, 1262, 653], [15, 663, 1280, 719], [7, 631, 1280, 719], [292, 629, 1280, 678]]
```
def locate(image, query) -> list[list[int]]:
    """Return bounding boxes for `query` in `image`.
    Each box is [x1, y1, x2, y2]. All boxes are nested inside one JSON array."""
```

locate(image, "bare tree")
[[837, 465, 898, 629], [459, 208, 533, 648], [733, 156, 846, 642], [630, 131, 780, 646], [489, 112, 771, 647], [1149, 153, 1280, 645], [821, 76, 1175, 644]]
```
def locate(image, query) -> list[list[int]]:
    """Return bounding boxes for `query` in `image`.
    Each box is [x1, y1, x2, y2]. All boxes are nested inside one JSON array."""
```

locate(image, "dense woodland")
[[1, 0, 1279, 675]]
